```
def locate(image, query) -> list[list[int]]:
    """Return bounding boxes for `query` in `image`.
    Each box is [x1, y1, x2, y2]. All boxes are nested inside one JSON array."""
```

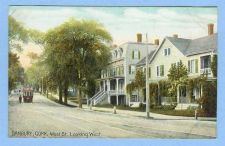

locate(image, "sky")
[[9, 6, 217, 68]]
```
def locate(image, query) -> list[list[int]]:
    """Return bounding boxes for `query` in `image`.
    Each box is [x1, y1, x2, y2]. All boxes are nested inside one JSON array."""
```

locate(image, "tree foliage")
[[167, 60, 188, 97], [9, 52, 24, 91], [211, 54, 217, 77], [126, 69, 145, 99], [43, 18, 112, 107], [8, 16, 28, 52]]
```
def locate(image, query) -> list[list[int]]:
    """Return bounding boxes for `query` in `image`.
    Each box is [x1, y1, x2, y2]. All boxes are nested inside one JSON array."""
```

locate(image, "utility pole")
[[145, 33, 150, 118], [42, 77, 43, 94]]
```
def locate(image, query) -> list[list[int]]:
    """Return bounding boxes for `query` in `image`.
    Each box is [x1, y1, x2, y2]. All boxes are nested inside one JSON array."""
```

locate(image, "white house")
[[89, 34, 158, 106], [136, 23, 217, 109], [89, 24, 217, 109]]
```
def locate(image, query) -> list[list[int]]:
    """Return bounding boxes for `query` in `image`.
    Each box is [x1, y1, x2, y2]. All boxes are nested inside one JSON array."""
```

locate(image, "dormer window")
[[164, 48, 171, 56], [119, 48, 123, 57], [132, 50, 140, 59], [115, 50, 118, 58]]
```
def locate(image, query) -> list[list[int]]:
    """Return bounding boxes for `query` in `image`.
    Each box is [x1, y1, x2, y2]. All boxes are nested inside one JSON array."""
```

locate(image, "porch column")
[[107, 79, 110, 104], [116, 78, 119, 105], [177, 85, 180, 103], [103, 80, 105, 91], [108, 79, 111, 91], [116, 78, 119, 93]]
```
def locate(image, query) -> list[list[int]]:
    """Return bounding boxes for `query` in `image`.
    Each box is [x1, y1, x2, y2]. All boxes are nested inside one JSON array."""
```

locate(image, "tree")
[[8, 16, 28, 92], [9, 52, 24, 92], [167, 60, 188, 97], [9, 16, 45, 93], [134, 69, 145, 99], [211, 54, 217, 77], [43, 18, 112, 107], [8, 16, 28, 52], [126, 69, 145, 101]]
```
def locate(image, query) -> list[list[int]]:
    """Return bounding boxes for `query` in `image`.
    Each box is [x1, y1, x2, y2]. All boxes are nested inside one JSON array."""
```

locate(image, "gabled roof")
[[151, 33, 217, 63], [166, 37, 191, 54], [136, 50, 156, 66], [137, 33, 217, 67], [167, 33, 217, 56], [184, 33, 217, 56]]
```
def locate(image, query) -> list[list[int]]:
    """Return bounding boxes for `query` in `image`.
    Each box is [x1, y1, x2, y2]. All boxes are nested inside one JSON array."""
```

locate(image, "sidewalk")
[[48, 93, 216, 122]]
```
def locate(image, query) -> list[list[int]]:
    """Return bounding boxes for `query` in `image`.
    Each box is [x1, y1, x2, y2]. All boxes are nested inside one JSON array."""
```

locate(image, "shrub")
[[201, 80, 217, 117], [153, 105, 176, 110]]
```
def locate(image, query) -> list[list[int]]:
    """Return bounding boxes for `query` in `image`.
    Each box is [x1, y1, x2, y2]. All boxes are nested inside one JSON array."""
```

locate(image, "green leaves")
[[167, 60, 188, 97], [126, 69, 145, 97], [8, 16, 28, 52], [211, 54, 217, 77], [42, 18, 112, 106]]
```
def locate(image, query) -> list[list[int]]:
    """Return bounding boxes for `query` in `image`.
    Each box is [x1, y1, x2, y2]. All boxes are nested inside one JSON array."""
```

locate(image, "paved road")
[[9, 93, 216, 138]]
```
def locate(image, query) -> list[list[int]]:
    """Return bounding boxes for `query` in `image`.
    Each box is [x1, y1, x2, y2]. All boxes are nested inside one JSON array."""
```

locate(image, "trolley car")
[[23, 88, 33, 103]]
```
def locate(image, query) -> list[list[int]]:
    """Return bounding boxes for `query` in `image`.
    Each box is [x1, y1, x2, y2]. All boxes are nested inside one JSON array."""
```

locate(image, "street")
[[9, 93, 216, 138]]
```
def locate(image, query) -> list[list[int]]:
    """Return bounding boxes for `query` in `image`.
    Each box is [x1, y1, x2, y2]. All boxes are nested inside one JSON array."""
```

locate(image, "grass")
[[95, 104, 145, 112], [150, 109, 196, 117], [95, 104, 214, 117], [47, 94, 77, 108]]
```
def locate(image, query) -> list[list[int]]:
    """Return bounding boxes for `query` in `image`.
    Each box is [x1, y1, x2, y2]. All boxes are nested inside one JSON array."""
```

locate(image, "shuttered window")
[[188, 59, 198, 73], [129, 65, 131, 74], [160, 65, 164, 76], [195, 59, 198, 73], [157, 65, 164, 77], [188, 60, 190, 72], [138, 51, 140, 59], [148, 67, 151, 78]]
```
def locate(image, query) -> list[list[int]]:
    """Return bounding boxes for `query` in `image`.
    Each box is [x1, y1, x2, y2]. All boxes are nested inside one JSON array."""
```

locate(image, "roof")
[[167, 33, 217, 56], [136, 50, 156, 66], [137, 33, 217, 67], [184, 33, 217, 56]]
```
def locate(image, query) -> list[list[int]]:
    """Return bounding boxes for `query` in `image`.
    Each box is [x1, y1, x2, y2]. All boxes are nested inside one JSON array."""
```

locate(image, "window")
[[201, 55, 211, 69], [120, 66, 124, 75], [119, 48, 123, 57], [132, 50, 140, 59], [131, 95, 139, 102], [116, 67, 119, 76], [115, 50, 118, 59], [168, 48, 171, 55], [157, 65, 164, 77], [131, 65, 136, 74], [164, 49, 167, 56], [148, 67, 151, 78], [188, 59, 198, 73], [129, 65, 136, 74], [112, 68, 116, 76], [164, 48, 171, 56]]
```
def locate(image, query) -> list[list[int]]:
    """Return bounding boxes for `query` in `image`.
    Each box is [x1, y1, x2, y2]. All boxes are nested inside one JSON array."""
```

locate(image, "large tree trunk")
[[47, 88, 48, 98], [64, 86, 68, 104], [59, 85, 63, 103], [78, 88, 82, 108]]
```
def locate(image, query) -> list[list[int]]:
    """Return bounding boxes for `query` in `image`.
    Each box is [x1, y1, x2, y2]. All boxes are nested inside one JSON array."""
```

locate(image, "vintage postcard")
[[8, 6, 217, 138]]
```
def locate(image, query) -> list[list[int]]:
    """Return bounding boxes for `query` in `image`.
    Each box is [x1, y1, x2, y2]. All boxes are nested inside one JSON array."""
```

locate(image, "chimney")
[[112, 44, 117, 48], [137, 33, 142, 43], [173, 34, 178, 38], [208, 23, 214, 35], [154, 39, 159, 45]]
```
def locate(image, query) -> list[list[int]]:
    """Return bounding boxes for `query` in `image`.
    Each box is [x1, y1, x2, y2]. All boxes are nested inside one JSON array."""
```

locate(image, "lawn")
[[95, 104, 212, 117]]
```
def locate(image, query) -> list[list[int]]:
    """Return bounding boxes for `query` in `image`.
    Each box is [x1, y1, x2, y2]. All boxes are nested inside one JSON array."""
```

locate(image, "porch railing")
[[108, 90, 125, 95], [200, 68, 211, 75]]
